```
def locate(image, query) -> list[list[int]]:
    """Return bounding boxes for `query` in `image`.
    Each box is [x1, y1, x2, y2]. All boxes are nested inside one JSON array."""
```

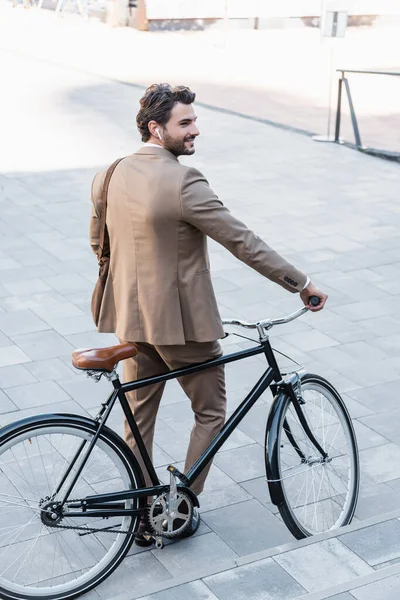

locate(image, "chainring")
[[149, 490, 193, 539]]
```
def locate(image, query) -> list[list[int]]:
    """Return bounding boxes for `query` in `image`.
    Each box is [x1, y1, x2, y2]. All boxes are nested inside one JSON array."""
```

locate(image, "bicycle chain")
[[43, 498, 144, 536]]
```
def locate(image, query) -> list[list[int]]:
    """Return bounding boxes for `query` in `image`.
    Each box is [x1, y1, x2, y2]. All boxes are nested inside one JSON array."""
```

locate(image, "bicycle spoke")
[[276, 377, 358, 536], [0, 422, 139, 598]]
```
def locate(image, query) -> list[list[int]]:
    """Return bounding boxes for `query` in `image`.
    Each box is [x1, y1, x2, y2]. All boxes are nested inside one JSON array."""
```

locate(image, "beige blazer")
[[90, 147, 307, 345]]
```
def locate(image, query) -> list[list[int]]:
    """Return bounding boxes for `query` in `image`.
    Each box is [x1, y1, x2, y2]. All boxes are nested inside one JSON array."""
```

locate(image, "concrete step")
[[111, 507, 400, 600]]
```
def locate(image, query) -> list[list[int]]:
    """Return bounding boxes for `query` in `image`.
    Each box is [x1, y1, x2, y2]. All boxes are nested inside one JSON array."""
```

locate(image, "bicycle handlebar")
[[222, 296, 321, 333]]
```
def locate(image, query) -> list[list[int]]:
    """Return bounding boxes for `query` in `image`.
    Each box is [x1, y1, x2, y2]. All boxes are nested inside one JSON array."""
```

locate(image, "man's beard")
[[162, 131, 196, 157]]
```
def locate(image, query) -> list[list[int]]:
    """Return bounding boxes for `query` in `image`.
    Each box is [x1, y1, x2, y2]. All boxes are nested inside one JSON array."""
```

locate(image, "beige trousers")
[[122, 340, 226, 495]]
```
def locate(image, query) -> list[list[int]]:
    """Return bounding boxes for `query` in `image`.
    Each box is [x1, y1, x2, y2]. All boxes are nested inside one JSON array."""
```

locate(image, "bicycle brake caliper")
[[293, 373, 305, 404]]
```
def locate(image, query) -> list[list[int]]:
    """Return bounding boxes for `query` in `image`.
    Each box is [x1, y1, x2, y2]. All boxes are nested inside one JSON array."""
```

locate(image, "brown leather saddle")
[[72, 343, 138, 373]]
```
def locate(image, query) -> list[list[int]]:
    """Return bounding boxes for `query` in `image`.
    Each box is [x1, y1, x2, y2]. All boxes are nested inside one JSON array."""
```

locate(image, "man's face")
[[161, 102, 199, 156]]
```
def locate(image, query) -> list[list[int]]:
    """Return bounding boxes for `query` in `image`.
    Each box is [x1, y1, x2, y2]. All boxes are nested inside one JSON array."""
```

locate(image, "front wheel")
[[268, 373, 359, 539], [0, 415, 145, 600]]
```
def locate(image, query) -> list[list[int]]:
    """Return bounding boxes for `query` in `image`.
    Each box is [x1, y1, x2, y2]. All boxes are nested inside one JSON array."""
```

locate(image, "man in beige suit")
[[90, 84, 327, 544]]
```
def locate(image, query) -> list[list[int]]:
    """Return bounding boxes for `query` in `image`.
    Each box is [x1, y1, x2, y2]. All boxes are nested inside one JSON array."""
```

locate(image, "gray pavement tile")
[[214, 444, 265, 482], [224, 359, 267, 392], [4, 380, 71, 409], [359, 409, 400, 445], [95, 552, 172, 599], [341, 394, 374, 419], [137, 580, 219, 600], [152, 532, 237, 577], [80, 589, 102, 599], [0, 399, 88, 426], [307, 346, 359, 372], [0, 309, 50, 336], [274, 538, 373, 593], [57, 377, 111, 409], [202, 499, 291, 555], [309, 370, 361, 395], [354, 483, 400, 520], [0, 389, 18, 415], [0, 345, 31, 367], [320, 359, 400, 389], [350, 574, 400, 600], [330, 298, 400, 321], [64, 331, 118, 350], [280, 330, 339, 352], [1, 265, 54, 285], [153, 443, 176, 469], [219, 428, 257, 452], [0, 364, 37, 388], [24, 357, 76, 381], [386, 478, 400, 494], [352, 420, 390, 450], [340, 520, 400, 567], [349, 381, 400, 414], [328, 327, 375, 345], [32, 301, 86, 321], [3, 278, 52, 296], [158, 400, 195, 433], [48, 315, 97, 336], [336, 341, 388, 363], [358, 316, 400, 336], [199, 481, 253, 512], [225, 385, 269, 413], [80, 589, 101, 599], [10, 330, 75, 360], [63, 292, 92, 313], [371, 334, 400, 357], [239, 477, 278, 513], [8, 247, 61, 268], [44, 273, 94, 294], [204, 557, 306, 600], [0, 291, 67, 312], [154, 420, 191, 462], [326, 595, 355, 600], [212, 276, 241, 294], [359, 443, 400, 484], [0, 257, 22, 271], [227, 403, 270, 446], [160, 379, 188, 407], [0, 331, 13, 348]]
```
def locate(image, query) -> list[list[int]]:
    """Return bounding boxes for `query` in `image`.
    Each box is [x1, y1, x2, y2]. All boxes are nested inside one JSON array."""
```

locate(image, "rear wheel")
[[273, 374, 359, 538], [0, 416, 145, 600]]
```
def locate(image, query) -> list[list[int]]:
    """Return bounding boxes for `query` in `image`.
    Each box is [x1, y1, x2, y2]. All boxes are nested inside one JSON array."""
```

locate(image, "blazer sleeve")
[[89, 170, 107, 255], [180, 167, 307, 293]]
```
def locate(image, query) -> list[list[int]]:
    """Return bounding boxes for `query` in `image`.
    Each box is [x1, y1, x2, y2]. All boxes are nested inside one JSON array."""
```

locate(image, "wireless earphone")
[[155, 128, 162, 141]]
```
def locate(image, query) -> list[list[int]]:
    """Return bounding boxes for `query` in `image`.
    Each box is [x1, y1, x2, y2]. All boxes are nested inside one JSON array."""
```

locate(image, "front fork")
[[266, 372, 328, 505]]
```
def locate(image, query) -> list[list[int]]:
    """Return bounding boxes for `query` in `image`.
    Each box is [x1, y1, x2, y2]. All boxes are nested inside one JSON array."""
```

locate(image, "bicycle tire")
[[267, 373, 359, 539], [0, 414, 145, 600]]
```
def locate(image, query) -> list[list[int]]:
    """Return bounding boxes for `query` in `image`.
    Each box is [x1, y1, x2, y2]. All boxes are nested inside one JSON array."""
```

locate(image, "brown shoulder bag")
[[91, 158, 124, 326]]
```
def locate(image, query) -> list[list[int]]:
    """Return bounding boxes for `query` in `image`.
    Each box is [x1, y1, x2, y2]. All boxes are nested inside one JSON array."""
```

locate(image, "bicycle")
[[0, 297, 359, 600]]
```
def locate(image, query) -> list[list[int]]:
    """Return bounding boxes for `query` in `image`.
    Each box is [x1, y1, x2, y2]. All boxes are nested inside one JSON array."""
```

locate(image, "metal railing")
[[334, 69, 400, 159]]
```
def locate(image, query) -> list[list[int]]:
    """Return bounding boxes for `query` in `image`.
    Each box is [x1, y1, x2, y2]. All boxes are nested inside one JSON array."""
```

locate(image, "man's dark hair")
[[136, 84, 196, 142]]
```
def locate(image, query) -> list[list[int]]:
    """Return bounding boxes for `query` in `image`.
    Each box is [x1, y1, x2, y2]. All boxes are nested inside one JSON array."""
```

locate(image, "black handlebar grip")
[[309, 296, 321, 307]]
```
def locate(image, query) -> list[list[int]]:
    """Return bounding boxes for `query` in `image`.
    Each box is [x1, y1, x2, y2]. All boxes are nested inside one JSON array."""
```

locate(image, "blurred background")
[[1, 0, 399, 158]]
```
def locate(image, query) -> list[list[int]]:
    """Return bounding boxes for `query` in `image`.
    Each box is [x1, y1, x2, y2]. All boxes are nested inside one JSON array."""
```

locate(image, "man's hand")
[[300, 282, 328, 312]]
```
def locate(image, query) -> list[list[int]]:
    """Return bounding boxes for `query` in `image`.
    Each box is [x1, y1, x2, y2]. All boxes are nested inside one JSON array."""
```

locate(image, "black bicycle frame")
[[61, 338, 283, 512]]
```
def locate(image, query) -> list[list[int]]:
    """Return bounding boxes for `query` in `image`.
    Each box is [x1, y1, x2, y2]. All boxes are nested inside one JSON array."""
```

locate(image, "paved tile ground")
[[1, 10, 400, 600]]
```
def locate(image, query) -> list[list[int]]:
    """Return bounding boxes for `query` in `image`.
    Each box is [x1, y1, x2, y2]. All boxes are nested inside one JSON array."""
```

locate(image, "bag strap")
[[98, 157, 124, 260]]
